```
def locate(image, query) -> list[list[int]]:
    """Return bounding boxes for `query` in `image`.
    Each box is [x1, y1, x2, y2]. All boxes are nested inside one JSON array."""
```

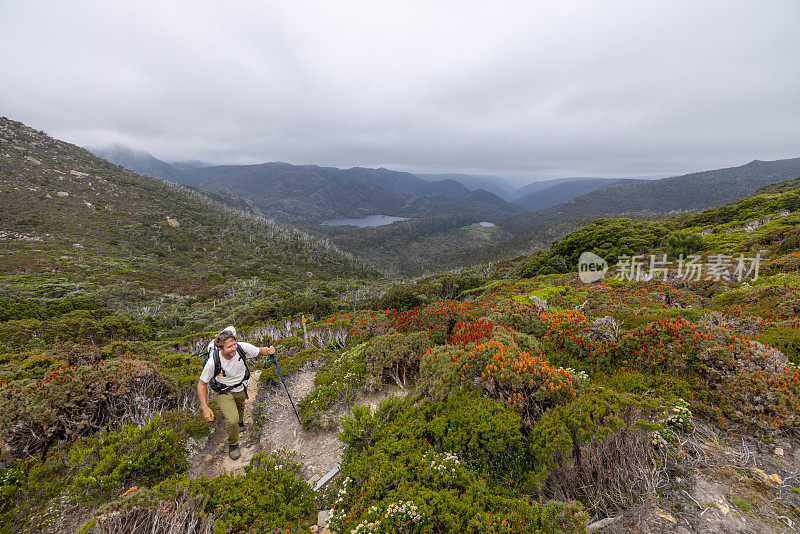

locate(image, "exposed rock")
[[317, 510, 330, 528], [750, 467, 776, 486], [528, 295, 547, 311]]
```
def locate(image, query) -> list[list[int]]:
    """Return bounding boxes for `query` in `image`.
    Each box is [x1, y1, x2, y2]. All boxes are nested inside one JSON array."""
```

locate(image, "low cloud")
[[2, 0, 798, 178]]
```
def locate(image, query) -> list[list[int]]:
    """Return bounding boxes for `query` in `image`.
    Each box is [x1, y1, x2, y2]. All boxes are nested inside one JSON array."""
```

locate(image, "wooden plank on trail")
[[314, 464, 340, 491]]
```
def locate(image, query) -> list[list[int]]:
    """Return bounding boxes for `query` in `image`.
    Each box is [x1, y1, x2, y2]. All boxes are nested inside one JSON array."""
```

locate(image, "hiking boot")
[[238, 422, 245, 433], [228, 444, 241, 460]]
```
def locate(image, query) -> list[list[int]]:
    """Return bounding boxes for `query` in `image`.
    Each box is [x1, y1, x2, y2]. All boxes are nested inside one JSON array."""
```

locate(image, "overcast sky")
[[1, 0, 799, 181]]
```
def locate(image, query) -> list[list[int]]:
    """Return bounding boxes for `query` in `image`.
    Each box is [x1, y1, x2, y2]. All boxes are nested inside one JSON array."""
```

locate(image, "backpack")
[[203, 343, 251, 397]]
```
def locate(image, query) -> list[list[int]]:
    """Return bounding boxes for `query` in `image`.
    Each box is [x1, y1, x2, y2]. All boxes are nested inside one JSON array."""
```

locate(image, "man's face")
[[220, 337, 237, 359]]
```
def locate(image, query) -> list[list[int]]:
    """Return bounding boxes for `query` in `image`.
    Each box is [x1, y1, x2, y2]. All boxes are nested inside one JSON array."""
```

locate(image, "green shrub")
[[298, 343, 368, 430], [0, 349, 43, 366], [364, 330, 432, 391], [336, 395, 587, 533], [161, 408, 214, 440], [159, 449, 315, 533], [0, 295, 101, 322], [378, 284, 427, 310], [758, 324, 800, 365], [9, 353, 63, 380], [521, 250, 569, 277], [422, 392, 523, 473], [595, 370, 693, 404], [69, 418, 187, 502], [522, 218, 670, 277], [0, 310, 153, 349], [243, 293, 340, 324], [341, 393, 523, 481], [158, 351, 205, 389], [0, 448, 72, 530], [666, 230, 705, 260], [526, 387, 661, 515], [101, 340, 133, 359]]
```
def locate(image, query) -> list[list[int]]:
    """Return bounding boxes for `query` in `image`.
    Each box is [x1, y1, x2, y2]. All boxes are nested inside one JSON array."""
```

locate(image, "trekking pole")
[[266, 338, 302, 425]]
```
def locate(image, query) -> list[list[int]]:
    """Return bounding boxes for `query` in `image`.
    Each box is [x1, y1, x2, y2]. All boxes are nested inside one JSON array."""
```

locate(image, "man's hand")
[[197, 380, 213, 421], [259, 345, 276, 357]]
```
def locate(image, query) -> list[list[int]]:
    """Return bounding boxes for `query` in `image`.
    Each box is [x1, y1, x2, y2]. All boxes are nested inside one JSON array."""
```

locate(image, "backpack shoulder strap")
[[213, 347, 222, 378], [236, 343, 251, 380]]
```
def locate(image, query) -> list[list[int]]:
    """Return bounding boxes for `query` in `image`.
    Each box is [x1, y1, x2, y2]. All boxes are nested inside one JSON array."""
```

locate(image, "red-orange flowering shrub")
[[0, 359, 173, 456], [768, 250, 800, 273], [389, 301, 472, 343], [465, 341, 586, 425], [448, 318, 494, 347], [326, 310, 391, 343], [616, 317, 800, 431]]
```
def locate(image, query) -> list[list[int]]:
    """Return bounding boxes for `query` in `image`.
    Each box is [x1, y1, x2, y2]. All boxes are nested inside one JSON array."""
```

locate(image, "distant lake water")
[[321, 214, 410, 227], [478, 221, 496, 227]]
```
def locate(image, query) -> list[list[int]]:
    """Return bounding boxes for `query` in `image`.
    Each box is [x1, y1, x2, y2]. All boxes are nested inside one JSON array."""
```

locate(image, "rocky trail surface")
[[187, 362, 405, 532]]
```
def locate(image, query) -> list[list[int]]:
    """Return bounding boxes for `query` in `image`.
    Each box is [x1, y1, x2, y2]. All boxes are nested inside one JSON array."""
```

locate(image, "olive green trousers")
[[216, 389, 246, 445]]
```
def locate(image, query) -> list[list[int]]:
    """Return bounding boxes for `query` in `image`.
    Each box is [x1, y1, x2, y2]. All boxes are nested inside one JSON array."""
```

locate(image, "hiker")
[[198, 326, 276, 460]]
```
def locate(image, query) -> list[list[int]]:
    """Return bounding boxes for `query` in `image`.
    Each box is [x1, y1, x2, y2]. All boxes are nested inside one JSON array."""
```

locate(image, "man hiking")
[[198, 326, 276, 460]]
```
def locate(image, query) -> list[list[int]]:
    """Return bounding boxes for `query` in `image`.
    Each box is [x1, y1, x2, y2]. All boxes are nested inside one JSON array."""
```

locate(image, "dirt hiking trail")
[[188, 362, 404, 487]]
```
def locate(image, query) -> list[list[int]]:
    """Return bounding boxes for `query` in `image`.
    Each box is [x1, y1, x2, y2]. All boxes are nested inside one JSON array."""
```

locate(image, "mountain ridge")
[[92, 146, 521, 223], [500, 157, 800, 235]]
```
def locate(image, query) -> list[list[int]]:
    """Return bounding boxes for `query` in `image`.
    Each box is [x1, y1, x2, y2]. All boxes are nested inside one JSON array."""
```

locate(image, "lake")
[[321, 214, 410, 227]]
